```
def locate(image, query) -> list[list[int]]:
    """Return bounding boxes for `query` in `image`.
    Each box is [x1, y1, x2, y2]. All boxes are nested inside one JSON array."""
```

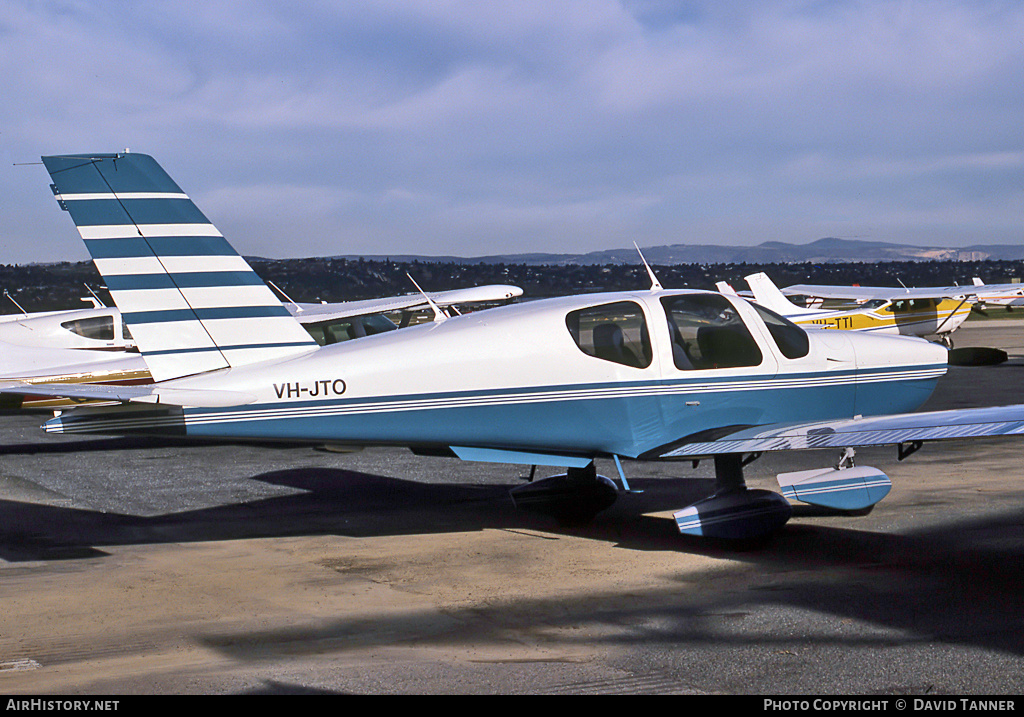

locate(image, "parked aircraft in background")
[[970, 277, 1024, 310], [0, 275, 520, 409], [0, 303, 135, 356], [14, 151, 1024, 543], [0, 302, 144, 409], [781, 278, 1024, 311], [723, 273, 973, 347], [276, 284, 522, 344]]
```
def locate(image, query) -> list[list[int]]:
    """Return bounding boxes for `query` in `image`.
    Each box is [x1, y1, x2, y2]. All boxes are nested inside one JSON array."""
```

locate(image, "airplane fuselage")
[[47, 290, 949, 461], [792, 298, 970, 338]]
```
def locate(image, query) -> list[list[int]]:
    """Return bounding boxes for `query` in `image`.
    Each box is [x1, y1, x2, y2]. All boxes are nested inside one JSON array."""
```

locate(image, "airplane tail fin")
[[715, 280, 738, 295], [744, 272, 815, 316], [42, 152, 318, 382]]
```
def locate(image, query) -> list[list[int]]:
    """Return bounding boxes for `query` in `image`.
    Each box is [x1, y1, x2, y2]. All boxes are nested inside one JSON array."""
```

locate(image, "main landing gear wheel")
[[509, 462, 618, 526]]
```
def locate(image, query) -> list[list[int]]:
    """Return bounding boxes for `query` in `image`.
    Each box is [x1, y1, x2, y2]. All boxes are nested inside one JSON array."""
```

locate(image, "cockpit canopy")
[[565, 301, 652, 369], [565, 292, 809, 370], [303, 313, 398, 346], [60, 315, 133, 342]]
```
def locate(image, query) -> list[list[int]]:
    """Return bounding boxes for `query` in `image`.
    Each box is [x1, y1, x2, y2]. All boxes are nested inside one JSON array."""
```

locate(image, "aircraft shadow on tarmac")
[[0, 465, 711, 561], [3, 463, 1024, 660], [195, 490, 1024, 666], [0, 434, 309, 456]]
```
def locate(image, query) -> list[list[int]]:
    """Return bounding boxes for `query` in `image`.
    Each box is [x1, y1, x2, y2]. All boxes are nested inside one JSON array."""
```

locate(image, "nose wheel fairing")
[[674, 488, 793, 540], [671, 454, 792, 540]]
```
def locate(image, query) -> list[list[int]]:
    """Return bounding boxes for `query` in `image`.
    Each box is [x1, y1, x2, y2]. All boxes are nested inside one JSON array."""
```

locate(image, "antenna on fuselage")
[[634, 242, 663, 291], [406, 273, 447, 323]]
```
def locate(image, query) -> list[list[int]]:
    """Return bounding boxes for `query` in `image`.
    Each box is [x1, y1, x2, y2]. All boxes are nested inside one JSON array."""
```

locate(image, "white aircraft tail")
[[42, 152, 319, 382], [744, 272, 817, 316]]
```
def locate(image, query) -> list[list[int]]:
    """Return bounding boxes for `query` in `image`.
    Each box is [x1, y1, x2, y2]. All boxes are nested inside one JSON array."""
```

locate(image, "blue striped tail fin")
[[41, 152, 318, 382]]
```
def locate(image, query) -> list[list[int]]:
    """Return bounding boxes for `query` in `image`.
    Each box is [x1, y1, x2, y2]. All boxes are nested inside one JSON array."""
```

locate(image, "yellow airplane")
[[719, 273, 973, 347]]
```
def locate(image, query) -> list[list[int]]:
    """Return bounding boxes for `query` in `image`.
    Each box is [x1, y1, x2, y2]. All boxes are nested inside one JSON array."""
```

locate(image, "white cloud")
[[1, 1, 1022, 264]]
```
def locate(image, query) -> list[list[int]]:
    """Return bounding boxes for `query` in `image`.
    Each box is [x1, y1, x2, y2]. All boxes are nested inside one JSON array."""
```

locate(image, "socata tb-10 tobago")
[[11, 151, 1024, 541]]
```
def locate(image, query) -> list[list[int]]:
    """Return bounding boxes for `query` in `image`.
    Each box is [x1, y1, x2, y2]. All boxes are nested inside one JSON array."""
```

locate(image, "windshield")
[[749, 303, 810, 359], [61, 315, 114, 341], [661, 294, 762, 370]]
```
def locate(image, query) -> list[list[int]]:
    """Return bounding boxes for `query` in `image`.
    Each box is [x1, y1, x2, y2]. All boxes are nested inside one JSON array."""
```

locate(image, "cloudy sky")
[[2, 0, 1022, 264]]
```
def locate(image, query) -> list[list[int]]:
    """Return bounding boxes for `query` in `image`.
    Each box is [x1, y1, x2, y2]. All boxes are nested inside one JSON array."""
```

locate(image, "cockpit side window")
[[566, 301, 652, 369], [305, 314, 399, 346], [887, 298, 937, 313], [60, 316, 114, 341], [661, 294, 762, 370], [749, 302, 810, 359]]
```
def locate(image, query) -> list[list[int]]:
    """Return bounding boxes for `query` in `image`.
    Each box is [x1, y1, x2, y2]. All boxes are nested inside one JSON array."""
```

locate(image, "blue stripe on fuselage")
[[164, 366, 944, 457]]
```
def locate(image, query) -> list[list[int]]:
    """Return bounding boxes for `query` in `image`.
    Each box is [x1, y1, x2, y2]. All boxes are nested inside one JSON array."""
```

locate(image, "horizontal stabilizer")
[[0, 380, 255, 408]]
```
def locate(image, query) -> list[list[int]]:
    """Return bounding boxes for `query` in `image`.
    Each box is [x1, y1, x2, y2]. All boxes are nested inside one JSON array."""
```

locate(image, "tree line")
[[1, 257, 1021, 314]]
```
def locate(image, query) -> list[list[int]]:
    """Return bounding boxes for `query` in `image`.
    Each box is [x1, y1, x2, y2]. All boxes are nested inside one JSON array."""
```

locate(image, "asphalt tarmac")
[[2, 319, 1024, 695]]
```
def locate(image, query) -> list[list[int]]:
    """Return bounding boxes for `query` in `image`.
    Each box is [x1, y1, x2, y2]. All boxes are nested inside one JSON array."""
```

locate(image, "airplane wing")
[[285, 285, 523, 323], [0, 381, 255, 408], [656, 404, 1024, 458], [780, 283, 1024, 302], [967, 279, 1024, 306]]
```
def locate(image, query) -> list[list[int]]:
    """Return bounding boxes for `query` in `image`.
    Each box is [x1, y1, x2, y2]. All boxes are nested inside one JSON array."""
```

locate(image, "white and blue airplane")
[[10, 151, 1024, 542]]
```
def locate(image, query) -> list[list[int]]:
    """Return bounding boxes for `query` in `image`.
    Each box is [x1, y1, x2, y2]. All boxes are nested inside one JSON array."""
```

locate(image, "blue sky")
[[2, 0, 1022, 264]]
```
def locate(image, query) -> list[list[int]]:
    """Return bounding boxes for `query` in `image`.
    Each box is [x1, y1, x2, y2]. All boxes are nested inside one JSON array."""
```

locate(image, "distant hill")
[[337, 237, 1024, 265], [5, 250, 1024, 314]]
